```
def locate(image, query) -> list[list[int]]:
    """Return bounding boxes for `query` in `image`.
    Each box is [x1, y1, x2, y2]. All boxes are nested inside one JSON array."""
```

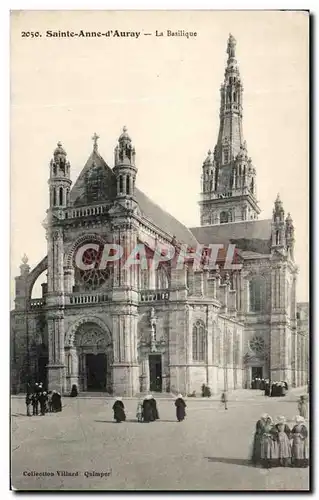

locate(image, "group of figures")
[[112, 394, 187, 423], [251, 413, 309, 468], [251, 378, 289, 397], [25, 382, 62, 416]]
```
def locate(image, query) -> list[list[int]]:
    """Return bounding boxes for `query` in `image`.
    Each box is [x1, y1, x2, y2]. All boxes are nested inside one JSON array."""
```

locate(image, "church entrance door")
[[251, 366, 263, 380], [149, 354, 162, 392], [86, 353, 107, 391]]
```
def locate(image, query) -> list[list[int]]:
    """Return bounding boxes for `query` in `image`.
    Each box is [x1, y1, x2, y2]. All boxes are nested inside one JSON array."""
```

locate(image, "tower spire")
[[199, 35, 260, 226]]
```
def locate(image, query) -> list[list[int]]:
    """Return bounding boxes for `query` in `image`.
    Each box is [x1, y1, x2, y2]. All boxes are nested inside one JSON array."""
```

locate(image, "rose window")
[[74, 245, 111, 291], [249, 336, 265, 354]]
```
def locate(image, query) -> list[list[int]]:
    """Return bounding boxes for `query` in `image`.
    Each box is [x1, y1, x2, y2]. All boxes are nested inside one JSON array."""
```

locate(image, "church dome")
[[53, 141, 67, 157], [118, 126, 131, 143]]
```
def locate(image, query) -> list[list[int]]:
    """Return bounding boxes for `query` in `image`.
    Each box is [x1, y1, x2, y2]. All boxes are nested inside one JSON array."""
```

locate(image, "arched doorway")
[[65, 320, 113, 394]]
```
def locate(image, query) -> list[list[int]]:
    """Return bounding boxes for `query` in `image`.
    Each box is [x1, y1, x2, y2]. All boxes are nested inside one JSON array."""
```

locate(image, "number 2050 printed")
[[21, 31, 41, 38]]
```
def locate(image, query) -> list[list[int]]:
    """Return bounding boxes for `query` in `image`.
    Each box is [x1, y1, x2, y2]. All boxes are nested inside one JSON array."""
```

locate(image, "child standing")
[[136, 401, 143, 422]]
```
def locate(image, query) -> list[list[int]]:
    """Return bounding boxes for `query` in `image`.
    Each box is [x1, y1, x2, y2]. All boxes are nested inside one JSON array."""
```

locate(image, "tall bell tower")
[[199, 34, 260, 225]]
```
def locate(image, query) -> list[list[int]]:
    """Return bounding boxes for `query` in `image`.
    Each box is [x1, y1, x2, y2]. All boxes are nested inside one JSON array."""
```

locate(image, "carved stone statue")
[[150, 307, 157, 352]]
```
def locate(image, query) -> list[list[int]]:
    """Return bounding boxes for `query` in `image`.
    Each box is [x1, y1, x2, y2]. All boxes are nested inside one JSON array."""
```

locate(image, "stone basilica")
[[11, 35, 309, 396]]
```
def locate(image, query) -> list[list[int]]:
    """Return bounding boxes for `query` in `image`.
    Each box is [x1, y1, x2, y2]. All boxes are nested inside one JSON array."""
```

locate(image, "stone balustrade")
[[68, 292, 110, 305], [140, 289, 170, 302], [66, 203, 109, 219]]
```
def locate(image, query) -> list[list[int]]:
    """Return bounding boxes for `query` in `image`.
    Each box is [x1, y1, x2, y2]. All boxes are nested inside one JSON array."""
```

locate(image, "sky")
[[10, 10, 309, 303]]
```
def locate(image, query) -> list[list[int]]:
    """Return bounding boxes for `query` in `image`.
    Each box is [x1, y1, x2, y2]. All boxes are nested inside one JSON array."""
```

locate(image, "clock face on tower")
[[73, 244, 112, 291]]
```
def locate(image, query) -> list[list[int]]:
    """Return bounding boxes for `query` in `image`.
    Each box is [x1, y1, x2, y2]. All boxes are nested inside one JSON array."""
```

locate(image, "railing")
[[66, 203, 110, 220], [29, 298, 45, 309], [68, 293, 110, 305], [140, 290, 170, 302]]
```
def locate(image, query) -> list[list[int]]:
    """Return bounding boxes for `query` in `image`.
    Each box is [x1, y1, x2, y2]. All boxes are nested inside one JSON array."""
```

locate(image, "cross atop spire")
[[92, 132, 99, 152]]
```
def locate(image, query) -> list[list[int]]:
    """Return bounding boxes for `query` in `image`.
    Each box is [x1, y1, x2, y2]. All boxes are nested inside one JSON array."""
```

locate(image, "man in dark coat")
[[112, 398, 126, 423], [31, 393, 39, 415], [264, 380, 270, 397], [175, 394, 186, 422], [142, 395, 155, 422], [38, 391, 48, 416], [25, 393, 32, 416]]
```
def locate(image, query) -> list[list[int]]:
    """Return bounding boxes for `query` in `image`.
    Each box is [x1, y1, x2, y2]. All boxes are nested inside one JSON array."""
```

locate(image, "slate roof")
[[190, 220, 272, 254], [135, 188, 199, 247]]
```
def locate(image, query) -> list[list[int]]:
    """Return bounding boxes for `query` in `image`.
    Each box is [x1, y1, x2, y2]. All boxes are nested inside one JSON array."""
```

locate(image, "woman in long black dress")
[[175, 394, 186, 422], [251, 413, 268, 466], [112, 397, 126, 423], [142, 395, 154, 422]]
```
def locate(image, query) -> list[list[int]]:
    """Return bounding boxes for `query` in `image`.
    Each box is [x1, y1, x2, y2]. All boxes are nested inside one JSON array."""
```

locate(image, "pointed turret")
[[271, 194, 286, 249], [285, 212, 295, 260], [199, 35, 260, 226], [113, 126, 137, 198], [201, 150, 215, 194], [48, 141, 72, 209]]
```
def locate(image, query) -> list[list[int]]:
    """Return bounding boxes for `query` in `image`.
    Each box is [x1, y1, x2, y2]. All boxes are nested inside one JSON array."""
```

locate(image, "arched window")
[[215, 329, 221, 365], [59, 187, 63, 206], [233, 92, 237, 102], [156, 265, 169, 289], [220, 211, 229, 224], [192, 320, 206, 362], [275, 230, 280, 245], [249, 276, 266, 313], [126, 175, 130, 195], [226, 329, 232, 365], [250, 177, 254, 193], [140, 269, 149, 289], [119, 175, 123, 194], [53, 188, 57, 206], [67, 354, 72, 375]]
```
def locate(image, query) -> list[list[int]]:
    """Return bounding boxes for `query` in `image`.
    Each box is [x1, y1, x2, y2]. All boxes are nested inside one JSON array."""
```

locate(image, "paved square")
[[11, 392, 309, 491]]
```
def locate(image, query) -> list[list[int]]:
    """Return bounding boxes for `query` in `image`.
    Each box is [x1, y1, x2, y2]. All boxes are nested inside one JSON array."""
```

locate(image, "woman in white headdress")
[[142, 395, 155, 422], [291, 415, 309, 468], [259, 415, 277, 468], [274, 416, 291, 467], [112, 397, 126, 423], [175, 394, 186, 422]]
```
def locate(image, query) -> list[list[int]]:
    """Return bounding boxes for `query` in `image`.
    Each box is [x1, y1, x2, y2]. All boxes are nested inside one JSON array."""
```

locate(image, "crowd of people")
[[112, 394, 187, 423], [251, 378, 289, 397], [251, 413, 309, 468], [25, 382, 62, 416]]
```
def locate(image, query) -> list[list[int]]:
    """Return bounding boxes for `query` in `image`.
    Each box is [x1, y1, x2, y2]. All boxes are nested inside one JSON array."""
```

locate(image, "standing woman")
[[298, 395, 308, 420], [149, 395, 160, 421], [275, 416, 292, 467], [291, 416, 309, 468], [142, 395, 154, 423], [175, 394, 187, 422], [260, 416, 277, 469], [251, 414, 268, 466], [112, 397, 126, 423]]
